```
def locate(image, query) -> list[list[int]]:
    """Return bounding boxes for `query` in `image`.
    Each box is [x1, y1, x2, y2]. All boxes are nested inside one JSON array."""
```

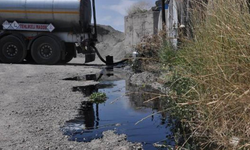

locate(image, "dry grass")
[[126, 1, 152, 15], [133, 31, 167, 72], [170, 0, 250, 149]]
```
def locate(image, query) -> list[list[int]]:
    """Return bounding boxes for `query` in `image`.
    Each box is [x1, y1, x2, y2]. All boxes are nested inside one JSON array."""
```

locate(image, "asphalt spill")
[[61, 77, 176, 150]]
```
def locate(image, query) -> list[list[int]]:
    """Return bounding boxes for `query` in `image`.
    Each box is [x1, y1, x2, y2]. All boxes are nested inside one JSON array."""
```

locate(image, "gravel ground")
[[0, 58, 142, 150]]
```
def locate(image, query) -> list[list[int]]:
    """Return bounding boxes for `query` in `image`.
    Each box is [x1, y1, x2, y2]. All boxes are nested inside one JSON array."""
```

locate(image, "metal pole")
[[92, 0, 97, 41], [162, 0, 166, 25]]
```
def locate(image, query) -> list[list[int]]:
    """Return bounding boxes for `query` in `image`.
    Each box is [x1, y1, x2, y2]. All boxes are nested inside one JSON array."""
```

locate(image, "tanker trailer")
[[0, 0, 97, 64]]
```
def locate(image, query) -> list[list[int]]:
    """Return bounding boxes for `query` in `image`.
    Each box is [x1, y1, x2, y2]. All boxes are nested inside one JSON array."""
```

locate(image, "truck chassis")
[[0, 20, 95, 65]]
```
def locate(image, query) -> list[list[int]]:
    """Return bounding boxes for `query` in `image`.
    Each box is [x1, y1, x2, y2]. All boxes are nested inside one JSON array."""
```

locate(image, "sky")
[[95, 0, 154, 32]]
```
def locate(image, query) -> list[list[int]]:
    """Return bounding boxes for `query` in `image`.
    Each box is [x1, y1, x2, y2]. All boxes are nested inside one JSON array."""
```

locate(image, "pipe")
[[92, 46, 128, 66], [90, 0, 127, 66], [162, 0, 166, 25]]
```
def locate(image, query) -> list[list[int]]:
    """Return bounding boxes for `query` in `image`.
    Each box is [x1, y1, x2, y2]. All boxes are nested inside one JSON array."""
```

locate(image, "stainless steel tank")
[[0, 0, 92, 32]]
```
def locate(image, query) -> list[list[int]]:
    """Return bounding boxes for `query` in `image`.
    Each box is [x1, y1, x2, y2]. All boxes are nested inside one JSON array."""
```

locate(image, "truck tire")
[[24, 52, 35, 63], [0, 35, 27, 63], [62, 51, 74, 63], [61, 43, 75, 63], [31, 36, 61, 65]]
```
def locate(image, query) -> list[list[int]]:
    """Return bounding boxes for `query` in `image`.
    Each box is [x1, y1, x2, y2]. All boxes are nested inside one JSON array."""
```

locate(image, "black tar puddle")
[[63, 74, 97, 81], [61, 71, 176, 150]]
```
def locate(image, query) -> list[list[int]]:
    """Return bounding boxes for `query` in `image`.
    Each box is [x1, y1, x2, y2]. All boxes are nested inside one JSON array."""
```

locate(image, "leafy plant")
[[89, 92, 107, 104]]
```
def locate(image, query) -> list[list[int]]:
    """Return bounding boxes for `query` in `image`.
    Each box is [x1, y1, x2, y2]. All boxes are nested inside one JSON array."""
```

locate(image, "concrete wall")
[[124, 10, 160, 48]]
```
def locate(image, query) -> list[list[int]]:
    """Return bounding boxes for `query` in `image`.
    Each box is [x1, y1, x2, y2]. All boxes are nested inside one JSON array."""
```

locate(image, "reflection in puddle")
[[63, 67, 115, 82], [72, 83, 115, 97], [63, 74, 97, 81], [72, 85, 97, 96], [62, 80, 175, 150]]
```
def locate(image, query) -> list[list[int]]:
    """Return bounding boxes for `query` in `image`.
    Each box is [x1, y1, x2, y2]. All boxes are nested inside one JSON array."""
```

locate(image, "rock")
[[129, 72, 156, 86], [229, 136, 240, 147], [86, 130, 142, 150], [153, 143, 168, 148]]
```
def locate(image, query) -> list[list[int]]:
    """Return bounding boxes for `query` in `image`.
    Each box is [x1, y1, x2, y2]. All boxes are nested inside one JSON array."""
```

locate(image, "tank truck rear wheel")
[[0, 35, 27, 63], [62, 51, 74, 63], [24, 52, 35, 63], [61, 43, 75, 64], [31, 36, 61, 65]]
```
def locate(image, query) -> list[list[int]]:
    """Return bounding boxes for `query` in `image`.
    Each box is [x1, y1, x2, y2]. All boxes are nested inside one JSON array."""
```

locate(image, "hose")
[[91, 46, 128, 66]]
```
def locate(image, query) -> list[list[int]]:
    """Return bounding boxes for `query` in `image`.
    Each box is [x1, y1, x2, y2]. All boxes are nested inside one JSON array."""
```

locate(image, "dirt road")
[[0, 58, 141, 150]]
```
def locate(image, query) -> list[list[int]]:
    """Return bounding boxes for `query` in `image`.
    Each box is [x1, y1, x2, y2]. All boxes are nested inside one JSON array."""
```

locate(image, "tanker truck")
[[0, 0, 98, 64]]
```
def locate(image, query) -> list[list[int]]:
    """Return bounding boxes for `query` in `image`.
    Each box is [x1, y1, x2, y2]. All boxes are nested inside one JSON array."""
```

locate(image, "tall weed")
[[164, 0, 250, 149]]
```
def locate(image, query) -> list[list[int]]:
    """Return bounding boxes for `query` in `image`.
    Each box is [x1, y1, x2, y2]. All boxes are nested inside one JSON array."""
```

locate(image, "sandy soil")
[[0, 58, 142, 150]]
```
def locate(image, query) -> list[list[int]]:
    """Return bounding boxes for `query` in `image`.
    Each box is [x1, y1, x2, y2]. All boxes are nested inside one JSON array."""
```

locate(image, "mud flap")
[[85, 53, 96, 63]]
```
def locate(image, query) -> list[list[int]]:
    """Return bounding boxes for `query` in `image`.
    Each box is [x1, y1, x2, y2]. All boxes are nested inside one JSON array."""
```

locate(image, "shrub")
[[132, 30, 172, 73], [126, 1, 152, 15], [90, 92, 107, 104]]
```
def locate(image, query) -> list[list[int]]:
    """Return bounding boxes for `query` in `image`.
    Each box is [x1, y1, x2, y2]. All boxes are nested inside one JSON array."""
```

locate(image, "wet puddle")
[[62, 73, 176, 149], [63, 72, 114, 82], [63, 74, 98, 81]]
